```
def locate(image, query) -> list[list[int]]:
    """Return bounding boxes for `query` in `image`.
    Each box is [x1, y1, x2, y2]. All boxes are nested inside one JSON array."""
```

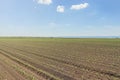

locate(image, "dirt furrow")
[[0, 56, 26, 80], [1, 44, 120, 79], [0, 49, 76, 80]]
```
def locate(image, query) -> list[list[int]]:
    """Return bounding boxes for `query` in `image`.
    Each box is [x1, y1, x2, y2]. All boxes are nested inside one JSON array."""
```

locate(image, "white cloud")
[[71, 3, 89, 10], [57, 5, 65, 13], [36, 0, 52, 5]]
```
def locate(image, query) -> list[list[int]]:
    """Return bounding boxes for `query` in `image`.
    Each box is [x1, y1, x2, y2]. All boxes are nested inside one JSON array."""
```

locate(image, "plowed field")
[[0, 38, 120, 80]]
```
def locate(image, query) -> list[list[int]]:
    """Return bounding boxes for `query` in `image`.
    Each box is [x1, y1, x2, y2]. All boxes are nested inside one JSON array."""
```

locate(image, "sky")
[[0, 0, 120, 37]]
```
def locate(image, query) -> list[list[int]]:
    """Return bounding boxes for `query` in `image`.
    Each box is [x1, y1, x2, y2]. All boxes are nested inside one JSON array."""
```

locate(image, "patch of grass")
[[13, 65, 37, 80]]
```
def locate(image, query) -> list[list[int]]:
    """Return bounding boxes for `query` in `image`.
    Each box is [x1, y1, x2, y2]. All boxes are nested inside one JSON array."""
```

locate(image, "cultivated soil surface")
[[0, 54, 26, 80], [0, 53, 45, 80], [0, 38, 120, 80]]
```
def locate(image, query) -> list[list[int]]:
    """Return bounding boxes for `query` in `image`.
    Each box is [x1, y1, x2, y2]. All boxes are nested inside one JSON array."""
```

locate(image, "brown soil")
[[0, 53, 45, 80], [0, 57, 26, 80]]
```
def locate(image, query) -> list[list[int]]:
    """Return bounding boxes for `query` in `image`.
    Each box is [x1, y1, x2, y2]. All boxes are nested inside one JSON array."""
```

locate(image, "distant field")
[[0, 38, 120, 80]]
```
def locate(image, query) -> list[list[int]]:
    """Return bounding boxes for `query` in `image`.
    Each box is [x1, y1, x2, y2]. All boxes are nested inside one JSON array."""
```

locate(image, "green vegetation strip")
[[0, 49, 61, 80], [13, 65, 37, 80]]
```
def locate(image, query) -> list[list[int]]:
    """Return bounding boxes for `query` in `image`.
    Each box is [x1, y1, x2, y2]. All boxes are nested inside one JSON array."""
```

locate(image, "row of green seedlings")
[[13, 65, 37, 80], [0, 49, 61, 80], [0, 55, 37, 80]]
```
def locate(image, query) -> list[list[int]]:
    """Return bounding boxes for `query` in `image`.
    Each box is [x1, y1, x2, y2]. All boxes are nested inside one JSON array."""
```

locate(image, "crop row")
[[0, 43, 120, 79], [0, 45, 76, 80], [0, 49, 62, 80]]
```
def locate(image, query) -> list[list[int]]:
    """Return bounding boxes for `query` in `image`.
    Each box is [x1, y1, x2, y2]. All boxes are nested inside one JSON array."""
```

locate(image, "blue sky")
[[0, 0, 120, 37]]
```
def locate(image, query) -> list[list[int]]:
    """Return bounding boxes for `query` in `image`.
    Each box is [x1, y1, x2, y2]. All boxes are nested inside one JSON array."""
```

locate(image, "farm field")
[[0, 37, 120, 80]]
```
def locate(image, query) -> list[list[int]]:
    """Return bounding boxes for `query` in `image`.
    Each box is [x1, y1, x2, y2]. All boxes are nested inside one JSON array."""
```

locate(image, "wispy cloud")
[[36, 0, 52, 5], [57, 5, 65, 13], [71, 3, 89, 10]]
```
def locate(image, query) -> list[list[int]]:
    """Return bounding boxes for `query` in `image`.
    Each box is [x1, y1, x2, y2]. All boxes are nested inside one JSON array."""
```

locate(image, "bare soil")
[[0, 53, 45, 80], [0, 56, 26, 80]]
